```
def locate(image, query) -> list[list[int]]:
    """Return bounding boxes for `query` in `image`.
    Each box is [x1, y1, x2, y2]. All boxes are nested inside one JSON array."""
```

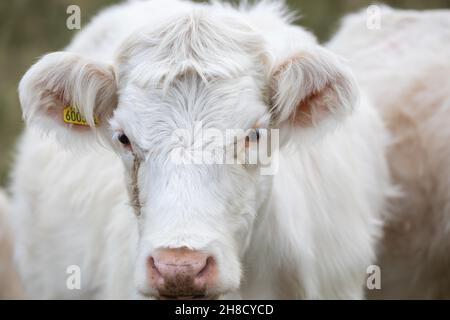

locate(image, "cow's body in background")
[[329, 6, 450, 299], [0, 190, 24, 299], [9, 0, 392, 299]]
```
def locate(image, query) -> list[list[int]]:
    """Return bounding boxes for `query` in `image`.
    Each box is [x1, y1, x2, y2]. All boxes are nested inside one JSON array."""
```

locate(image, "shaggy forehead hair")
[[115, 5, 268, 90]]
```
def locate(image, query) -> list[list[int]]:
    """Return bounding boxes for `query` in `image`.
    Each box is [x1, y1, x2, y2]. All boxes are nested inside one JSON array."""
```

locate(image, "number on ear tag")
[[63, 106, 99, 126]]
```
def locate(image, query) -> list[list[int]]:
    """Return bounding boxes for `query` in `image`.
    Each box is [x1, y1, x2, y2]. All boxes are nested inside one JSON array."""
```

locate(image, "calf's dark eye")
[[118, 133, 130, 145], [247, 129, 260, 142]]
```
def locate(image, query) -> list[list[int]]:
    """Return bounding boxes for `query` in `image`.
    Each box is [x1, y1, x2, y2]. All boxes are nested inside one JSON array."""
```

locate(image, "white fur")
[[329, 6, 450, 299], [10, 0, 392, 299], [0, 189, 25, 298]]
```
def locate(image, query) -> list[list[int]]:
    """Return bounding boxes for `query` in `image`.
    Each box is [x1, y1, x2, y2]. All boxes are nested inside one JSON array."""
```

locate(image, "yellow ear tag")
[[63, 106, 99, 126]]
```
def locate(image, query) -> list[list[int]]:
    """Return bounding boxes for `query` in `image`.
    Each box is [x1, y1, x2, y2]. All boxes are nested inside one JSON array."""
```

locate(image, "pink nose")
[[148, 248, 217, 299]]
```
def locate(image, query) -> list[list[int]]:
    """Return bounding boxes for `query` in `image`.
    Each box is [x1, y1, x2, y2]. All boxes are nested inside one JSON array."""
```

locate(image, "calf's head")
[[18, 10, 356, 299]]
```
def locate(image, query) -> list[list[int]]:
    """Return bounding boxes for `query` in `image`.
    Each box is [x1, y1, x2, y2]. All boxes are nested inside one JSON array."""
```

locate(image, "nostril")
[[147, 257, 164, 283], [148, 257, 158, 273], [196, 256, 214, 279]]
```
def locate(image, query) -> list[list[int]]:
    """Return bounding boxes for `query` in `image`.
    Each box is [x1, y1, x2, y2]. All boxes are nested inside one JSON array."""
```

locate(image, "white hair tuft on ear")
[[269, 46, 358, 143], [18, 51, 118, 147]]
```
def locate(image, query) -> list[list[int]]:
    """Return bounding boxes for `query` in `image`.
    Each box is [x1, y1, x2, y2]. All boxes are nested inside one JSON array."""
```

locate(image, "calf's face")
[[18, 15, 356, 299], [112, 73, 271, 299]]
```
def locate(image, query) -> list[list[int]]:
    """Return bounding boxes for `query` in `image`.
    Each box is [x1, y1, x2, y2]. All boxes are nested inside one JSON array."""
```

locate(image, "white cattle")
[[329, 6, 450, 299], [0, 190, 24, 299], [10, 0, 392, 299]]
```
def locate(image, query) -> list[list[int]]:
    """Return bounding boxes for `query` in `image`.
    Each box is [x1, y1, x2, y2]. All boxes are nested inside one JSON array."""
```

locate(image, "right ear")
[[18, 52, 117, 144]]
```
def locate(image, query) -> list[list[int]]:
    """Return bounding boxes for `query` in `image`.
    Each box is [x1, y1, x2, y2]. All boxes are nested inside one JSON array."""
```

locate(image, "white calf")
[[10, 0, 391, 299]]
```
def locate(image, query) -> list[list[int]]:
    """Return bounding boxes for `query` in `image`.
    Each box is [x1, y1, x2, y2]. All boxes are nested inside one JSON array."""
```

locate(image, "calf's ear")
[[269, 46, 358, 143], [18, 52, 117, 144]]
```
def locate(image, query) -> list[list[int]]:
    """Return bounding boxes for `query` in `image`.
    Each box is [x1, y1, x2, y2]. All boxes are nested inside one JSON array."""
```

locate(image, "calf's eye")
[[250, 129, 260, 141], [118, 133, 130, 145], [246, 128, 260, 143], [244, 128, 261, 149]]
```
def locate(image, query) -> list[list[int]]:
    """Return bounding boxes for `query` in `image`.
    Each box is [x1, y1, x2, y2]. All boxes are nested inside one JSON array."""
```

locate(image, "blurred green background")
[[0, 0, 449, 186]]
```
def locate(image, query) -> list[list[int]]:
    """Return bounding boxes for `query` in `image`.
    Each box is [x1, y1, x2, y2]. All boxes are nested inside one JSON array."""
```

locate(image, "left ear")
[[269, 46, 358, 140], [18, 52, 118, 147]]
